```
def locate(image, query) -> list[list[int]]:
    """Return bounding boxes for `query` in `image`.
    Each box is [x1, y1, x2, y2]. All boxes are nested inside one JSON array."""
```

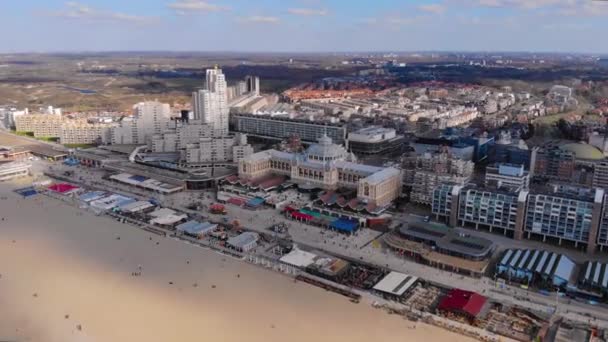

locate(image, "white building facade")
[[111, 101, 171, 145]]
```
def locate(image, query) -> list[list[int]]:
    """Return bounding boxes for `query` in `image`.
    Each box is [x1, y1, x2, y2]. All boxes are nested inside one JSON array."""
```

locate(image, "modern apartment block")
[[60, 121, 112, 145], [192, 67, 229, 135], [111, 101, 172, 145], [230, 112, 347, 145], [182, 133, 253, 164], [524, 185, 599, 249], [15, 114, 63, 138], [432, 182, 606, 254], [593, 160, 608, 190], [457, 185, 522, 236], [402, 150, 473, 205]]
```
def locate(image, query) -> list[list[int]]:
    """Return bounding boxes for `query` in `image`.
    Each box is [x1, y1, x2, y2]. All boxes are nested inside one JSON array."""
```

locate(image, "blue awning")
[[330, 218, 359, 232]]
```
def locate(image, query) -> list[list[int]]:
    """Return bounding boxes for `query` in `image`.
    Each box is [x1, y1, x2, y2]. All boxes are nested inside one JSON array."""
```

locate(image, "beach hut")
[[227, 232, 259, 252], [176, 220, 218, 238], [79, 191, 106, 203], [118, 200, 154, 214]]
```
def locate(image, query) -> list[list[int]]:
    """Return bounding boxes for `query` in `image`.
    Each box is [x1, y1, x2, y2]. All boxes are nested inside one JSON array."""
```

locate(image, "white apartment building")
[[15, 114, 64, 138], [182, 133, 253, 164], [192, 67, 229, 135], [60, 121, 112, 145], [402, 151, 474, 205], [110, 101, 171, 145], [2, 108, 28, 129]]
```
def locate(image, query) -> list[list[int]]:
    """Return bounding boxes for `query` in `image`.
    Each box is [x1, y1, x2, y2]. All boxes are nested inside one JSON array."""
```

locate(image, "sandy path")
[[0, 180, 474, 342]]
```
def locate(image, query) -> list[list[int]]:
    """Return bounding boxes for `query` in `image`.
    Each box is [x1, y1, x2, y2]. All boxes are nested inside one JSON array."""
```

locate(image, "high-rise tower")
[[192, 66, 229, 135]]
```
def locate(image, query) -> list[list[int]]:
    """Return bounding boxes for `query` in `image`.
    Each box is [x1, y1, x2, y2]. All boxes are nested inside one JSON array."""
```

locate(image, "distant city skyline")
[[2, 0, 608, 53]]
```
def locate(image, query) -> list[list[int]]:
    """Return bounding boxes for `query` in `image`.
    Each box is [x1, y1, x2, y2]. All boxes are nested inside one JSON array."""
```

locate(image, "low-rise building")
[[485, 163, 529, 190], [346, 126, 404, 155], [496, 248, 576, 288], [0, 161, 31, 181]]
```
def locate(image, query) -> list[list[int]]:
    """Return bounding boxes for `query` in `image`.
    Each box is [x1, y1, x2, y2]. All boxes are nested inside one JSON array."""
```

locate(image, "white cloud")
[[287, 8, 328, 16], [168, 0, 230, 15], [418, 4, 447, 14], [239, 15, 281, 24], [474, 0, 572, 9], [558, 1, 608, 16], [471, 0, 608, 16], [44, 2, 154, 23]]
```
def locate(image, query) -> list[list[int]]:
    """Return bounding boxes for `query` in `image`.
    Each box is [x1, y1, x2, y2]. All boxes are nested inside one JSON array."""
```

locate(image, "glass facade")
[[525, 194, 592, 243]]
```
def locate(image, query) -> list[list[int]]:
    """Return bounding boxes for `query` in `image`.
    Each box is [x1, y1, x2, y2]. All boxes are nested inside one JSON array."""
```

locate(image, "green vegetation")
[[14, 131, 34, 137], [63, 143, 95, 149], [36, 136, 60, 142]]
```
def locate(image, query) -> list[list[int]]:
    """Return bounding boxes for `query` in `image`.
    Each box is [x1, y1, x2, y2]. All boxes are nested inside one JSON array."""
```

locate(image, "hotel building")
[[239, 135, 401, 207]]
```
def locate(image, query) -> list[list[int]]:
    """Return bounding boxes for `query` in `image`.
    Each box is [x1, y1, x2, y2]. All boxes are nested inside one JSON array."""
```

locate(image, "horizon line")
[[0, 50, 607, 56]]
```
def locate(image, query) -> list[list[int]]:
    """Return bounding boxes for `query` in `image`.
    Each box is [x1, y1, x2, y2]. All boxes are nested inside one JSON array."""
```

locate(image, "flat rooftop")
[[399, 221, 495, 259], [0, 131, 67, 158], [384, 233, 491, 274], [372, 271, 418, 297]]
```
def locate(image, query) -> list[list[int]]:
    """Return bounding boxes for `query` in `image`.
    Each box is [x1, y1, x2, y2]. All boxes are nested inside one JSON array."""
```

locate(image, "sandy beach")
[[0, 179, 475, 342]]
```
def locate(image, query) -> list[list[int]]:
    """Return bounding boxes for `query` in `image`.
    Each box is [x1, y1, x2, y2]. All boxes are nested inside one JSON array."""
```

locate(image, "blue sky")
[[2, 0, 607, 53]]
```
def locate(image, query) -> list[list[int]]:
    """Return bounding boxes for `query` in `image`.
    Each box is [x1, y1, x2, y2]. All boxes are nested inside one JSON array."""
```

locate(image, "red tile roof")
[[437, 289, 487, 318]]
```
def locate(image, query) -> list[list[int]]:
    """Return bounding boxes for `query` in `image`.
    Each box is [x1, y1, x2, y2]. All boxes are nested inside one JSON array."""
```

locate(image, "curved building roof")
[[305, 135, 349, 162], [559, 143, 604, 160]]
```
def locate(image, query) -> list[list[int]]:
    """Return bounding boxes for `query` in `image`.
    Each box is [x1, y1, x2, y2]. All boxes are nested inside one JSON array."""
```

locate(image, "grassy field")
[[63, 143, 95, 149]]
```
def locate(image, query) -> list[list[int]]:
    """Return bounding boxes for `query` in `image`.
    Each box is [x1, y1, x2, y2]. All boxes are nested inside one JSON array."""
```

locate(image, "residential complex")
[[110, 101, 172, 145], [432, 183, 606, 254], [182, 133, 253, 164], [144, 68, 254, 165], [230, 112, 347, 145], [15, 114, 63, 138], [60, 120, 112, 145], [401, 150, 474, 205], [192, 68, 229, 135]]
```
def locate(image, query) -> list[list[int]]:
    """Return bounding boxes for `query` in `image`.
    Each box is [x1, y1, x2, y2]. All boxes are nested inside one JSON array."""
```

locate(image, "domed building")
[[239, 135, 401, 207]]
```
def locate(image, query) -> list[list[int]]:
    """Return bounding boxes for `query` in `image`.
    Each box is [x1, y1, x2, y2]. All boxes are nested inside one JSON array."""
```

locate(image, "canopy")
[[330, 218, 359, 232]]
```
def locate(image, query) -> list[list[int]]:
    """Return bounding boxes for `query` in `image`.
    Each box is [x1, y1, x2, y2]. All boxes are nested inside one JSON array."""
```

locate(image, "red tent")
[[437, 289, 487, 319], [48, 183, 79, 194], [228, 197, 246, 206], [291, 211, 313, 221]]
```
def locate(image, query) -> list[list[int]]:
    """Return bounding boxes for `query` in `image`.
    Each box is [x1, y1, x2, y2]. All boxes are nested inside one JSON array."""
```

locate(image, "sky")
[[1, 0, 608, 53]]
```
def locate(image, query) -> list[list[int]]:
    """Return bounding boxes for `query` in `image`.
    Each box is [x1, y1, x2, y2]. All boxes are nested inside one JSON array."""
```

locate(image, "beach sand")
[[0, 180, 475, 342]]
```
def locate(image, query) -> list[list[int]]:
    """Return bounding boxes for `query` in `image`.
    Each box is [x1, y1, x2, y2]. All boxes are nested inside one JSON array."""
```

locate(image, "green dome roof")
[[559, 143, 604, 160]]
